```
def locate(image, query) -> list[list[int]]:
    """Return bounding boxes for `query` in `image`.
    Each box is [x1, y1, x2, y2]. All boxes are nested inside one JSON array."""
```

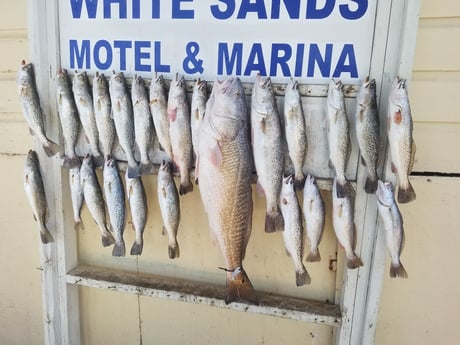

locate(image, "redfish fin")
[[40, 229, 54, 244], [225, 268, 258, 305], [364, 176, 378, 194], [398, 182, 416, 203], [296, 266, 311, 287], [265, 208, 284, 233], [306, 249, 321, 262], [390, 263, 408, 279], [346, 254, 363, 269]]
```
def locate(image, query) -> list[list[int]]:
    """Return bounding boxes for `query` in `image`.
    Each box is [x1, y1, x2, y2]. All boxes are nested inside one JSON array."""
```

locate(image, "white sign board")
[[59, 0, 377, 83]]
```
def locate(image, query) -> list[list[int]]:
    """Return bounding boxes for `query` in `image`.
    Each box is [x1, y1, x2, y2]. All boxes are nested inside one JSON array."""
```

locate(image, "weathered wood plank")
[[67, 265, 342, 327]]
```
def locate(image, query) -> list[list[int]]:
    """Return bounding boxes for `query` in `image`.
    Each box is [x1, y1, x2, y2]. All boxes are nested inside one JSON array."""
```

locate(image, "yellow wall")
[[1, 1, 459, 345]]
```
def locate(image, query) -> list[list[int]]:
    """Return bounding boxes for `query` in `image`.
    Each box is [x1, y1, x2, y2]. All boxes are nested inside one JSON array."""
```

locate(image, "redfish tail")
[[40, 229, 54, 244], [390, 262, 408, 279], [265, 207, 284, 233], [225, 267, 258, 305], [398, 182, 416, 203]]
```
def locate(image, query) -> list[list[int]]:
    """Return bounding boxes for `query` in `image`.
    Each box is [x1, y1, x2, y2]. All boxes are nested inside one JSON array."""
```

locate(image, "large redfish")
[[196, 77, 258, 305]]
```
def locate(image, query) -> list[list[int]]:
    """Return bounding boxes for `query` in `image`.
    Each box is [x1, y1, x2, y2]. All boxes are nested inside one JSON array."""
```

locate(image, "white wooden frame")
[[27, 1, 420, 344]]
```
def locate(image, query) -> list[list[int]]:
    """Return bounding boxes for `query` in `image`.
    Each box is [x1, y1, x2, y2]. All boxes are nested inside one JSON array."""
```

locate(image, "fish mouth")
[[160, 160, 172, 172], [305, 174, 316, 185], [215, 78, 234, 94], [283, 174, 295, 185]]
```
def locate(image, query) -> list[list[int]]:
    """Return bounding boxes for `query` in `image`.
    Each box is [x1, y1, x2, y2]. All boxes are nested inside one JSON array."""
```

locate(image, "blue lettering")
[[113, 40, 132, 70], [69, 39, 91, 69], [211, 0, 235, 20], [340, 0, 368, 20], [271, 0, 300, 19], [237, 0, 267, 19], [306, 0, 335, 19], [154, 41, 171, 73], [333, 44, 358, 78], [294, 43, 304, 77], [93, 40, 112, 70], [135, 41, 151, 72], [244, 43, 266, 76], [132, 0, 140, 18], [217, 42, 242, 75], [270, 44, 291, 76], [172, 0, 194, 18], [307, 44, 332, 77], [104, 0, 127, 18], [152, 0, 160, 18], [70, 0, 98, 19]]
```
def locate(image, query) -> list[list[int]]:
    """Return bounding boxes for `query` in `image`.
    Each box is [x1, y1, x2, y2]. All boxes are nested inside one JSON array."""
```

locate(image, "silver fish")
[[73, 71, 103, 167], [157, 161, 181, 259], [251, 74, 284, 233], [355, 77, 380, 193], [303, 174, 325, 262], [191, 78, 207, 157], [23, 150, 54, 244], [69, 166, 84, 231], [103, 157, 126, 257], [197, 77, 258, 305], [125, 171, 147, 256], [109, 71, 139, 178], [376, 180, 408, 278], [92, 72, 116, 159], [80, 155, 114, 247], [55, 68, 81, 169], [132, 75, 154, 175], [332, 178, 363, 269], [283, 78, 306, 189], [387, 77, 416, 203], [149, 73, 172, 160], [167, 74, 193, 195], [17, 61, 60, 157], [327, 79, 352, 198], [280, 175, 311, 286]]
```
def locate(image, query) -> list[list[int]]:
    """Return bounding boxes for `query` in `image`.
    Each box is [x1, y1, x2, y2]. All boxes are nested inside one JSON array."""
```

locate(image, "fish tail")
[[63, 156, 81, 169], [112, 241, 126, 257], [40, 229, 54, 244], [127, 164, 140, 179], [397, 182, 416, 203], [225, 268, 258, 305], [130, 240, 144, 256], [364, 176, 378, 194], [306, 248, 321, 262], [335, 179, 353, 198], [295, 265, 311, 287], [168, 240, 180, 259], [101, 231, 115, 247], [179, 179, 193, 195], [390, 262, 408, 279], [265, 207, 284, 233], [138, 161, 154, 175], [293, 173, 306, 190], [92, 155, 105, 168], [43, 140, 61, 157], [74, 220, 84, 231], [346, 254, 363, 269]]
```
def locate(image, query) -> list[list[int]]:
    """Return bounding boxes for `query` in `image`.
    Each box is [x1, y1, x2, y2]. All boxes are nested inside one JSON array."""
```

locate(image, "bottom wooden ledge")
[[66, 265, 341, 327]]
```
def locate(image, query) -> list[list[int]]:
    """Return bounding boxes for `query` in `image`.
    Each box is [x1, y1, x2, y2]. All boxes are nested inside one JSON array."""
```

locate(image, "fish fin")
[[63, 156, 81, 169], [127, 165, 140, 179], [112, 241, 126, 257], [410, 139, 416, 174], [40, 229, 54, 244], [225, 268, 258, 305], [179, 179, 193, 195], [168, 241, 180, 259], [74, 220, 84, 231], [346, 254, 363, 269], [161, 187, 167, 199], [194, 155, 200, 183], [390, 262, 408, 279], [296, 266, 311, 287], [256, 181, 265, 197], [242, 198, 253, 260], [285, 248, 292, 257], [364, 176, 378, 194], [33, 214, 37, 222], [294, 174, 305, 190], [259, 117, 266, 133], [93, 155, 104, 168], [391, 161, 397, 174], [101, 232, 115, 247], [328, 159, 334, 170], [386, 114, 391, 131], [130, 241, 144, 256], [43, 140, 61, 157], [139, 161, 154, 175], [393, 110, 402, 124], [29, 127, 34, 136], [360, 155, 367, 167], [194, 109, 200, 120], [306, 249, 321, 262], [114, 100, 121, 112], [209, 142, 222, 168], [333, 111, 338, 124], [265, 207, 284, 233], [336, 180, 353, 198], [168, 108, 177, 123], [397, 183, 416, 203]]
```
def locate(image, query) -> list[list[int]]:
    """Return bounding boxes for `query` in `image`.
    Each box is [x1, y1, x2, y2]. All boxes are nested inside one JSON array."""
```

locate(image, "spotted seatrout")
[[191, 78, 208, 157], [23, 150, 54, 244], [303, 174, 325, 262], [197, 77, 258, 305], [17, 61, 60, 157], [125, 171, 147, 256], [376, 180, 408, 278], [69, 166, 84, 231], [387, 77, 416, 203]]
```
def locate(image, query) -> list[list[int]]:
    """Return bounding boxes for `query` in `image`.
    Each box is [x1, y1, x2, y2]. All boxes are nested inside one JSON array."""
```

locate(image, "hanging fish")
[[191, 78, 207, 158], [69, 166, 84, 231], [303, 174, 325, 262], [125, 171, 147, 256], [17, 61, 60, 157]]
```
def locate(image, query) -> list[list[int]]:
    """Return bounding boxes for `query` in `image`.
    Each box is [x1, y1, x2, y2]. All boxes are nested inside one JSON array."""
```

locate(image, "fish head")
[[357, 77, 373, 107], [73, 70, 88, 84], [168, 74, 186, 98], [253, 74, 274, 104], [158, 160, 173, 184], [280, 174, 295, 200], [390, 77, 408, 104], [304, 174, 318, 188], [376, 180, 395, 207], [94, 72, 107, 86], [17, 61, 34, 86], [327, 79, 344, 110], [24, 149, 39, 171], [195, 78, 207, 95], [109, 71, 126, 90]]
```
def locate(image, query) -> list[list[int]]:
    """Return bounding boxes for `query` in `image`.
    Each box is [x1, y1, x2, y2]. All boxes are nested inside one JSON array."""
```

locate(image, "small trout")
[[191, 78, 208, 157], [125, 171, 147, 256], [69, 166, 84, 231], [303, 174, 325, 262]]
